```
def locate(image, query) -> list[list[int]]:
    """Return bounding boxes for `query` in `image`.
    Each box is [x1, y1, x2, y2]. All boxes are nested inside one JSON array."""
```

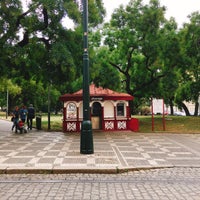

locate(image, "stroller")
[[15, 120, 27, 134]]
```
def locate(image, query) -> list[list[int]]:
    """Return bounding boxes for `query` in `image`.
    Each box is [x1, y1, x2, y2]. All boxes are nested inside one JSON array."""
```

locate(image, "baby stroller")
[[16, 120, 27, 134]]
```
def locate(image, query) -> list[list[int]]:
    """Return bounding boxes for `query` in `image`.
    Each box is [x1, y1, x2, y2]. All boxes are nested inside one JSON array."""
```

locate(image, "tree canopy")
[[0, 0, 105, 111], [0, 0, 199, 116], [90, 0, 200, 115]]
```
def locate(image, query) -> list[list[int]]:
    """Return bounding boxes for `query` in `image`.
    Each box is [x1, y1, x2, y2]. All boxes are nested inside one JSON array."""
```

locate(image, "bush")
[[140, 106, 151, 115]]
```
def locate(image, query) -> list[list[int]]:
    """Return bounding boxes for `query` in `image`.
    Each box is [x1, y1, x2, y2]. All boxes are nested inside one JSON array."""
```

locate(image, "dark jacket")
[[28, 106, 35, 119], [13, 110, 19, 119]]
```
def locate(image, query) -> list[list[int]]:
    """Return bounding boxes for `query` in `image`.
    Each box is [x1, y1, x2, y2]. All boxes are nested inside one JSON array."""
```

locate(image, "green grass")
[[1, 112, 199, 133], [34, 114, 63, 131], [137, 115, 200, 133]]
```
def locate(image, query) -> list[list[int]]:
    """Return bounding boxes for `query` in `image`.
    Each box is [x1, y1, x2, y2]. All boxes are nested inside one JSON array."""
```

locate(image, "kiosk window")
[[67, 103, 77, 119], [92, 102, 101, 116], [117, 103, 125, 116]]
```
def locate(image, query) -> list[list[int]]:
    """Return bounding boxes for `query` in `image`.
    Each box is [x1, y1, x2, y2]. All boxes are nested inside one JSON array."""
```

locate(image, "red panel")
[[128, 118, 139, 132]]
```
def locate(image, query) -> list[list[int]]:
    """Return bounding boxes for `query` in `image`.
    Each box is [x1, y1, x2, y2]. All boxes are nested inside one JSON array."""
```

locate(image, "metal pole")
[[162, 99, 166, 131], [80, 0, 94, 154], [48, 82, 51, 130], [6, 89, 8, 119], [151, 97, 154, 131]]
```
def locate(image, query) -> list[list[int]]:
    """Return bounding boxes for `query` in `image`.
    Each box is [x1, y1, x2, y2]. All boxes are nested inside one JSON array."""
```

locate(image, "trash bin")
[[36, 115, 42, 130], [128, 118, 139, 132]]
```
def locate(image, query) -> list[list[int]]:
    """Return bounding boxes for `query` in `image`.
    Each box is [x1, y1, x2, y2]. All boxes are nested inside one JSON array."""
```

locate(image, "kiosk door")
[[91, 102, 101, 129]]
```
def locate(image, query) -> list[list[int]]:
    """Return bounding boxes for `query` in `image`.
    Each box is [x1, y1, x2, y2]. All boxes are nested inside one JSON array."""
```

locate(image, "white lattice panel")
[[67, 122, 76, 131], [105, 121, 114, 130], [117, 121, 126, 129]]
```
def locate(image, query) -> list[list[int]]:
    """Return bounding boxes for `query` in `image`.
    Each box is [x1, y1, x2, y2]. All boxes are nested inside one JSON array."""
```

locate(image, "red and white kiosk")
[[59, 84, 138, 132]]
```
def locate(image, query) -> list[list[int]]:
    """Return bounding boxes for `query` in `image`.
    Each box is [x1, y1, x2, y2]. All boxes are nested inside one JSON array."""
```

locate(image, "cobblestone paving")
[[0, 129, 200, 171], [0, 168, 200, 199]]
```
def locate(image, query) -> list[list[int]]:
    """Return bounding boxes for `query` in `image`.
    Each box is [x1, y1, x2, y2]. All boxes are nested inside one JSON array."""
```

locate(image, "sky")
[[22, 0, 200, 29], [103, 0, 200, 28]]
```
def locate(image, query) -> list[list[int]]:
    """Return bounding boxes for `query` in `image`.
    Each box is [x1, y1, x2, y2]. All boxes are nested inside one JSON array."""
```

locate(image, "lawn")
[[137, 115, 200, 133], [34, 114, 63, 131], [1, 112, 199, 133]]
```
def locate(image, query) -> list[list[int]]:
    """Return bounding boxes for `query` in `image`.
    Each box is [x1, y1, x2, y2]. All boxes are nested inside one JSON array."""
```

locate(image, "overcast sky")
[[103, 0, 200, 28]]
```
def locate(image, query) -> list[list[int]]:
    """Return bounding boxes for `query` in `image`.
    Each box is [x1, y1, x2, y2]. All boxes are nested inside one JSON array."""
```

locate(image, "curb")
[[0, 166, 175, 174]]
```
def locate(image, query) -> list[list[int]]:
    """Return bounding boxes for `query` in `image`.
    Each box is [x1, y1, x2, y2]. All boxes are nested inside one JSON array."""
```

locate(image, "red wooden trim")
[[63, 107, 66, 121], [101, 107, 104, 130]]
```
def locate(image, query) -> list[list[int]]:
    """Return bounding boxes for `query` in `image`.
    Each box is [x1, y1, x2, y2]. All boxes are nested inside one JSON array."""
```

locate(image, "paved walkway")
[[0, 119, 200, 173]]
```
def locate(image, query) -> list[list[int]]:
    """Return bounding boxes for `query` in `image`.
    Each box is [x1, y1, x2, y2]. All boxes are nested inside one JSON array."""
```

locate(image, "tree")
[[92, 0, 172, 113], [158, 18, 182, 115], [0, 78, 21, 112], [90, 46, 121, 90], [175, 11, 200, 115], [0, 0, 23, 76], [0, 0, 106, 110]]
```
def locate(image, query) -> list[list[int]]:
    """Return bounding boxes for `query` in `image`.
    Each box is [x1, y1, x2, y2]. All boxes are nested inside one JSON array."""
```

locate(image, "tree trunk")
[[179, 102, 190, 116], [169, 99, 174, 115], [194, 101, 199, 116]]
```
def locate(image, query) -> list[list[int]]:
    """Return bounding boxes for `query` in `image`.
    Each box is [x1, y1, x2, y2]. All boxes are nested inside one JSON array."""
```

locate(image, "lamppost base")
[[80, 120, 94, 154]]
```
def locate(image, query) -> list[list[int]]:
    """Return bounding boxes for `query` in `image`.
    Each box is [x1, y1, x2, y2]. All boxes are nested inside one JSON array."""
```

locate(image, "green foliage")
[[91, 0, 200, 115], [100, 0, 168, 97], [174, 11, 200, 115], [0, 0, 199, 116], [0, 78, 21, 96], [90, 46, 121, 90], [0, 0, 105, 111], [0, 78, 21, 111], [88, 0, 106, 26]]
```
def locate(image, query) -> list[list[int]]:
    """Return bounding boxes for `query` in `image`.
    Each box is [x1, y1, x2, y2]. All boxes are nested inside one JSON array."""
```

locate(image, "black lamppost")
[[80, 0, 94, 154]]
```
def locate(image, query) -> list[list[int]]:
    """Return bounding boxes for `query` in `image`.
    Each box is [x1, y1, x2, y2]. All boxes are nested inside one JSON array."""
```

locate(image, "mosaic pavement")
[[0, 121, 200, 173]]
